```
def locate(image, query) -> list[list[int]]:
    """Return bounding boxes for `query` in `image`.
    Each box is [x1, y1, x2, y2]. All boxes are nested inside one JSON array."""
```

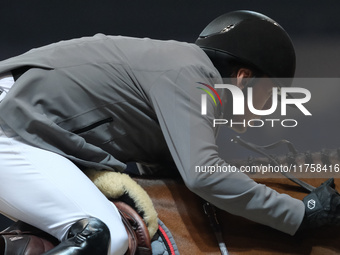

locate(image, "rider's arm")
[[149, 66, 305, 235]]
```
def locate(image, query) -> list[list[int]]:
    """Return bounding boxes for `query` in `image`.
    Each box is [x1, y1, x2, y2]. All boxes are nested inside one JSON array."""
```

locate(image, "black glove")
[[299, 178, 340, 231]]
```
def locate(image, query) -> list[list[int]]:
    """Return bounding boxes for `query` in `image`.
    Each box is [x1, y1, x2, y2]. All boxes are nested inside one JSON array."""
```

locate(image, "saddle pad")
[[151, 220, 180, 255]]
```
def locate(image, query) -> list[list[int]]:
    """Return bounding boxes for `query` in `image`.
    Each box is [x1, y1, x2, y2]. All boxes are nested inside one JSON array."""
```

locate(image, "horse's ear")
[[83, 169, 159, 238]]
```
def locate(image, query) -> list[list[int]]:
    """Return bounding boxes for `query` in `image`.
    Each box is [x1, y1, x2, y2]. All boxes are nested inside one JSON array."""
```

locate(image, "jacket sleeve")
[[148, 66, 305, 235]]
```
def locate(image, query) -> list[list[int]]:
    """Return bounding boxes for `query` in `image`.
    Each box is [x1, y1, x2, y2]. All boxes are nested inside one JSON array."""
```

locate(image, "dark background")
[[1, 0, 339, 78], [0, 0, 339, 227], [1, 0, 340, 74]]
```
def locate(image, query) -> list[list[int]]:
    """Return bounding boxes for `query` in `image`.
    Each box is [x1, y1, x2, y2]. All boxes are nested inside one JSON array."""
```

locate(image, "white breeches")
[[0, 74, 128, 254]]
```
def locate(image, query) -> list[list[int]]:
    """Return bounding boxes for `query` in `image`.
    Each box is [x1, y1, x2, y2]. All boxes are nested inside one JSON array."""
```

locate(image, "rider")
[[0, 10, 338, 254], [193, 10, 340, 233]]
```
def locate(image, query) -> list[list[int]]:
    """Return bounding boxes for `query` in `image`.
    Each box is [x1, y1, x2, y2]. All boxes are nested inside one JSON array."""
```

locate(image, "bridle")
[[231, 136, 316, 192], [204, 136, 318, 255]]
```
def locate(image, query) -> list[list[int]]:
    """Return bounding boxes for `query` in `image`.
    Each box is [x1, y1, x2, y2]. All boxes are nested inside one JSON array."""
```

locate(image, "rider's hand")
[[299, 178, 340, 231]]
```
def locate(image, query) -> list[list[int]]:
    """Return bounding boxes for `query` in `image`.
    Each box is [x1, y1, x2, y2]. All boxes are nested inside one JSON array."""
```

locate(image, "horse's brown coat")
[[136, 177, 340, 255]]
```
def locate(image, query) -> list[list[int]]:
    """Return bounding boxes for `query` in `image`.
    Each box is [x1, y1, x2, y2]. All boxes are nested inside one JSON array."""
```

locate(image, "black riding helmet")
[[195, 10, 296, 87]]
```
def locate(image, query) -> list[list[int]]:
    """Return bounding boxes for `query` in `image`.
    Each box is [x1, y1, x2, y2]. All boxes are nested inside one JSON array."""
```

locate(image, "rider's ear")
[[236, 68, 253, 90]]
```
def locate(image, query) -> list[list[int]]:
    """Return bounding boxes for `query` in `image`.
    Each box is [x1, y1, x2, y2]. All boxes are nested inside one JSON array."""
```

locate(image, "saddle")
[[113, 200, 152, 255], [0, 201, 152, 255], [0, 169, 157, 255]]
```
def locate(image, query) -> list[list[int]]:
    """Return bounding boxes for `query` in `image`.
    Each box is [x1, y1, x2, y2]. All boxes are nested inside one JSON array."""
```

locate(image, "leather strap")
[[112, 201, 152, 255]]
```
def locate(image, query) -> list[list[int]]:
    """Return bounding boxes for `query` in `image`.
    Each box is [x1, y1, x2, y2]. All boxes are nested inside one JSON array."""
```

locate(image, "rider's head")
[[195, 10, 296, 133]]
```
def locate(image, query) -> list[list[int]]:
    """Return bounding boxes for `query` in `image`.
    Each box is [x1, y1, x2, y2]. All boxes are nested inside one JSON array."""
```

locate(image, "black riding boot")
[[43, 217, 110, 255]]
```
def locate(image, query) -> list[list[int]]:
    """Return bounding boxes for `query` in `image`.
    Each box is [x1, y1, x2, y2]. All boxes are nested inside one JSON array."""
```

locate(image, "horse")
[[1, 145, 340, 255], [133, 146, 340, 255]]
